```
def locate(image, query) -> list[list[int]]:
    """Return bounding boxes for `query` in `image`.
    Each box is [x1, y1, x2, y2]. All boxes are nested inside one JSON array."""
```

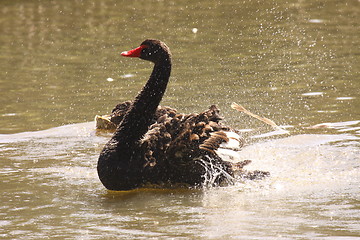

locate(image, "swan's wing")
[[200, 131, 244, 162], [109, 101, 133, 126], [164, 106, 245, 163]]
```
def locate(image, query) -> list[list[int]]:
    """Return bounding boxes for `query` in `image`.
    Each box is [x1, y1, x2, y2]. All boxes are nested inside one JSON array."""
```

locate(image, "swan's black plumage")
[[97, 39, 268, 190]]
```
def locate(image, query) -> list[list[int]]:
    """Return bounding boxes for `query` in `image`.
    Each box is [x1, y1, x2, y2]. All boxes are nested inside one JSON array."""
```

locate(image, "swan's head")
[[121, 39, 171, 64]]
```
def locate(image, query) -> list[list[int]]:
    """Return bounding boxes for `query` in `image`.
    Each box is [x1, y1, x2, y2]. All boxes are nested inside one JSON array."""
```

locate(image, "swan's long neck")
[[114, 58, 172, 145]]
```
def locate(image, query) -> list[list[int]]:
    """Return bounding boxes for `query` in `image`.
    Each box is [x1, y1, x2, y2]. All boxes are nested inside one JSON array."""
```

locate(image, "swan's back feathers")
[[139, 105, 245, 171], [106, 101, 268, 186], [110, 102, 245, 165]]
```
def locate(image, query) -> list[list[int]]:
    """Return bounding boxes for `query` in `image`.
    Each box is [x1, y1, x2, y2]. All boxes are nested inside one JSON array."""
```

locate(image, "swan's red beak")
[[121, 45, 147, 57]]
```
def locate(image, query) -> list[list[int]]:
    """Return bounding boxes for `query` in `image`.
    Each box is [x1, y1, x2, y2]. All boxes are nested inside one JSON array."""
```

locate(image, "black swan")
[[97, 39, 268, 190]]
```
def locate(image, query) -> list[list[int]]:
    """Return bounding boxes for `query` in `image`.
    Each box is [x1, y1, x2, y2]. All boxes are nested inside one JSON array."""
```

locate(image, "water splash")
[[197, 157, 234, 187]]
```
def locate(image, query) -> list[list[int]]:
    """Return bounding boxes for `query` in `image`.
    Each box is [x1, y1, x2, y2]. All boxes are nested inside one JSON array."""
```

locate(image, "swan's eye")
[[141, 46, 152, 56]]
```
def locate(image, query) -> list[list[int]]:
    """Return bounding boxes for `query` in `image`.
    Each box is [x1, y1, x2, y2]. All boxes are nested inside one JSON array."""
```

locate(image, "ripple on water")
[[1, 121, 359, 239], [301, 92, 324, 96], [336, 97, 355, 100]]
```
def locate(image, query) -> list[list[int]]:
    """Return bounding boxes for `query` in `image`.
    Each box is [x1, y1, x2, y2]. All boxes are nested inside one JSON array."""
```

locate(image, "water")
[[1, 0, 359, 239]]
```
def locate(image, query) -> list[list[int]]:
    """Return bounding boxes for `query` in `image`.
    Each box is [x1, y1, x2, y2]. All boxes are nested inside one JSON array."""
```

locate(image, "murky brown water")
[[1, 0, 359, 239]]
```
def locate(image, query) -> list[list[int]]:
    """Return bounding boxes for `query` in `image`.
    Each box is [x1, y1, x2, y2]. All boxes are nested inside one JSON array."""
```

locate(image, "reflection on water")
[[1, 0, 359, 239]]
